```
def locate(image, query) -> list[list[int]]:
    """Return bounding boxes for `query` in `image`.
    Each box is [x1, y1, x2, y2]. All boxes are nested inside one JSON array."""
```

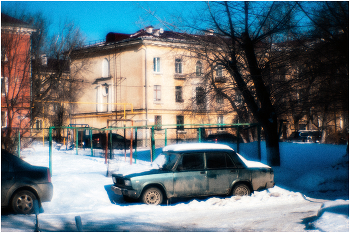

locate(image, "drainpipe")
[[139, 42, 148, 146]]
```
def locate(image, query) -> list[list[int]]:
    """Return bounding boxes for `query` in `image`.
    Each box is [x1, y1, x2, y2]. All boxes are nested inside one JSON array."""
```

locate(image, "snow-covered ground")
[[1, 142, 349, 232]]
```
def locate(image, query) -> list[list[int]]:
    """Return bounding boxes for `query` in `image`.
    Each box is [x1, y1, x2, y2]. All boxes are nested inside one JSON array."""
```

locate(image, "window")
[[155, 115, 162, 130], [102, 58, 109, 77], [216, 94, 223, 104], [206, 152, 235, 169], [177, 153, 204, 171], [216, 64, 223, 77], [196, 87, 205, 105], [175, 86, 183, 102], [196, 61, 202, 76], [175, 58, 182, 74], [1, 77, 8, 96], [236, 93, 243, 105], [218, 115, 224, 130], [153, 57, 160, 72], [1, 111, 7, 128], [154, 85, 161, 101], [176, 115, 184, 130], [35, 119, 42, 129], [1, 47, 7, 62]]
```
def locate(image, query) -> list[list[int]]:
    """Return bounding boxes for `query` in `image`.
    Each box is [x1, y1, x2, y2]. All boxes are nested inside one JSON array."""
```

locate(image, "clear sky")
[[1, 1, 202, 43]]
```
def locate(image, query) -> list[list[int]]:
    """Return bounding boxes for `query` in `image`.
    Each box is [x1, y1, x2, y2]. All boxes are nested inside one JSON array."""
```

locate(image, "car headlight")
[[124, 179, 131, 186]]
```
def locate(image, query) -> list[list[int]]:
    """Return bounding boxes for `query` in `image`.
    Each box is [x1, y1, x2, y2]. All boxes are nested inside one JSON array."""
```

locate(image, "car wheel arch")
[[230, 181, 253, 195], [141, 183, 167, 200], [10, 186, 41, 206]]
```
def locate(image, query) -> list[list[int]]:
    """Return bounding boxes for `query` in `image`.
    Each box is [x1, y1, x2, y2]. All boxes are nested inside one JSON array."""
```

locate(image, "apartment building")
[[70, 26, 238, 140]]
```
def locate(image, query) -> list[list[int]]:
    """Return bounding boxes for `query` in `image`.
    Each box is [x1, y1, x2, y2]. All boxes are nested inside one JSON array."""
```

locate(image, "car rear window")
[[206, 152, 235, 169]]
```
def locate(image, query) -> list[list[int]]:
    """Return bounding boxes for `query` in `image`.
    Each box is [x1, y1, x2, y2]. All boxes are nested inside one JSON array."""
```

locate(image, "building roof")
[[1, 13, 31, 28], [105, 26, 189, 44]]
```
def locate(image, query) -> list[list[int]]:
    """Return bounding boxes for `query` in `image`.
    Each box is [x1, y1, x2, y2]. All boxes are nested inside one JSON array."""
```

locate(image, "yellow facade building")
[[70, 26, 239, 142]]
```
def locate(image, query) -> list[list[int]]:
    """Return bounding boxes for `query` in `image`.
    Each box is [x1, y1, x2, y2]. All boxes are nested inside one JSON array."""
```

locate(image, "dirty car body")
[[111, 143, 274, 205]]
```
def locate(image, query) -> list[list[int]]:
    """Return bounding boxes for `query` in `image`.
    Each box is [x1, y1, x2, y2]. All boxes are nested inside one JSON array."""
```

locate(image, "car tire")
[[232, 183, 251, 196], [11, 190, 37, 214], [142, 187, 163, 205]]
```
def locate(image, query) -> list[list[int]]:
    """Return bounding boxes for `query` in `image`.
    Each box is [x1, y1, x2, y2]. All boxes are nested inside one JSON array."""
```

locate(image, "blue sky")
[[1, 1, 202, 42]]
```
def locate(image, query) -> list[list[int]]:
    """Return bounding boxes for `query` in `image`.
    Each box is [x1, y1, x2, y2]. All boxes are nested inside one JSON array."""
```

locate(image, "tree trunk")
[[263, 118, 281, 166]]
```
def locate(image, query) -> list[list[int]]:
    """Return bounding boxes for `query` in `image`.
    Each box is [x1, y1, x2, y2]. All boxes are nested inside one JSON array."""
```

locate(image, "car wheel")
[[11, 190, 37, 214], [142, 187, 163, 205], [232, 183, 251, 196]]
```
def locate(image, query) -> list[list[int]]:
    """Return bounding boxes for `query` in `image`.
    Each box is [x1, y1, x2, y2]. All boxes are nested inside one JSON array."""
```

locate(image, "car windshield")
[[153, 153, 180, 171]]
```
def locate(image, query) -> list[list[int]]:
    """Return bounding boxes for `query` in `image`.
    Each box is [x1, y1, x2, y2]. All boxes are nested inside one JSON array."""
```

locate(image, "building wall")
[[1, 29, 32, 130], [70, 40, 237, 138]]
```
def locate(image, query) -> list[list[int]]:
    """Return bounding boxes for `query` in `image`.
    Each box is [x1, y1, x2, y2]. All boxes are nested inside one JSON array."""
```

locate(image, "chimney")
[[40, 54, 47, 65], [154, 29, 160, 36], [205, 29, 214, 36], [146, 26, 154, 33]]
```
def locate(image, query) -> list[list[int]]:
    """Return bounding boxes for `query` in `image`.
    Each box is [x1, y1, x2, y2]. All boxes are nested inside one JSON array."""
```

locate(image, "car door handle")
[[200, 171, 206, 175], [230, 170, 236, 173]]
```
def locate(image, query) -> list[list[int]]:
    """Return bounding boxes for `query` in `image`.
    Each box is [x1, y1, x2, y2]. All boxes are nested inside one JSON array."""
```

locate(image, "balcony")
[[214, 76, 226, 83], [174, 74, 186, 80]]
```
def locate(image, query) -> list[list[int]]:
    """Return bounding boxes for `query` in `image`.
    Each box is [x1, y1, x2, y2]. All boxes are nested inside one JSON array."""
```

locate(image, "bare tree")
[[1, 13, 35, 152], [165, 2, 302, 166], [31, 20, 87, 141]]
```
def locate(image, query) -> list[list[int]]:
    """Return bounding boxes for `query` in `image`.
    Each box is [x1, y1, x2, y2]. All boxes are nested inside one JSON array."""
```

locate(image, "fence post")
[[109, 130, 112, 160], [43, 128, 45, 147], [151, 126, 155, 162], [18, 130, 21, 157], [49, 127, 52, 176], [198, 128, 202, 142], [134, 128, 138, 163], [257, 125, 261, 161], [90, 128, 93, 157], [237, 126, 240, 153], [75, 128, 78, 155], [164, 128, 167, 146]]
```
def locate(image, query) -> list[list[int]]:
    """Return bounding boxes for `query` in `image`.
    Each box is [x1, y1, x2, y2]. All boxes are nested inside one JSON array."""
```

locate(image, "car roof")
[[162, 143, 235, 152]]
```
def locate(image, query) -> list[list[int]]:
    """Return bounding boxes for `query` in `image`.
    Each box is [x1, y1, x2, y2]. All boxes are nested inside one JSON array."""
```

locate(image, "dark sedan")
[[1, 150, 53, 214], [87, 133, 133, 149], [205, 132, 241, 143]]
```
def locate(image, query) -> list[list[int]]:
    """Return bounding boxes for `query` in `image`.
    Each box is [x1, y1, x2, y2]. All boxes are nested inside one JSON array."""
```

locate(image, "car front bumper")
[[111, 185, 138, 199]]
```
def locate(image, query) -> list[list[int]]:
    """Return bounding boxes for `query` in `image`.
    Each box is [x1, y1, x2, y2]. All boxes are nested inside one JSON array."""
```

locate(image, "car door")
[[1, 155, 15, 206], [205, 151, 238, 195], [173, 152, 207, 197]]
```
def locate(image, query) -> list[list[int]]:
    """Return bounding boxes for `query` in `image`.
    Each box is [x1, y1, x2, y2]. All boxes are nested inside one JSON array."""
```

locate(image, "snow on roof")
[[162, 143, 234, 152]]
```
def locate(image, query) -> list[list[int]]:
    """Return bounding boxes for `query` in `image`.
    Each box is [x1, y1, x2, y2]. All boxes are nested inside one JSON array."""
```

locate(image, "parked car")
[[111, 143, 274, 205], [1, 150, 53, 214], [287, 130, 321, 143], [86, 133, 133, 149], [205, 132, 241, 143]]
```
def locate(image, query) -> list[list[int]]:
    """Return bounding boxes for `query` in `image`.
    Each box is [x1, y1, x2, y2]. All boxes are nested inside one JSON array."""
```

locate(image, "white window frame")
[[153, 57, 161, 73], [102, 58, 109, 77], [196, 61, 202, 76], [175, 58, 182, 74], [154, 85, 161, 101]]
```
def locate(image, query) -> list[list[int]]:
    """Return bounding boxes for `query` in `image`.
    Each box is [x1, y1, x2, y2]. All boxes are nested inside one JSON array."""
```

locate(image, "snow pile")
[[1, 141, 348, 232]]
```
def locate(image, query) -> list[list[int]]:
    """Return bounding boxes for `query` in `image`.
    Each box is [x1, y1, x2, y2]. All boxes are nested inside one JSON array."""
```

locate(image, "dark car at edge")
[[1, 150, 53, 214]]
